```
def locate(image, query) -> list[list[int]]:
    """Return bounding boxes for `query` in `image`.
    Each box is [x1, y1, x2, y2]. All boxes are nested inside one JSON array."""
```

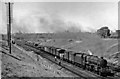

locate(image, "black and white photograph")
[[0, 0, 120, 78]]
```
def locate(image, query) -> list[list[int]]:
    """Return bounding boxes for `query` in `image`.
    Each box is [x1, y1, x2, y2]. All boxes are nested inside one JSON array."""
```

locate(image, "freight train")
[[15, 40, 120, 77]]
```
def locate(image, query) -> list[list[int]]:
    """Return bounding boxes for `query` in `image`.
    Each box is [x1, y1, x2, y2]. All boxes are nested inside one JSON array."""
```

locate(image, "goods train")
[[15, 40, 120, 77]]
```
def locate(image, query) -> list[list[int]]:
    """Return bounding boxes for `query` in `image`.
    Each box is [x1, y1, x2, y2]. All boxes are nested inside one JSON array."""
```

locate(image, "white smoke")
[[87, 49, 93, 55]]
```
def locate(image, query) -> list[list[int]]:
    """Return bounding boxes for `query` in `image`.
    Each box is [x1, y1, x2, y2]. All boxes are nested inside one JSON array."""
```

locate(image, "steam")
[[12, 12, 93, 33]]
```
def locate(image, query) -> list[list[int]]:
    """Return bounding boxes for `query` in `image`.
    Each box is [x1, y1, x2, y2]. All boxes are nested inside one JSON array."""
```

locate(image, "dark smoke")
[[12, 13, 85, 33]]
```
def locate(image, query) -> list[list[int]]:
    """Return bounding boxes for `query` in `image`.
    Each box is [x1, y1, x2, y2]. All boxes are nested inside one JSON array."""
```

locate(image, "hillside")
[[14, 32, 118, 54], [1, 41, 77, 78], [13, 32, 119, 64]]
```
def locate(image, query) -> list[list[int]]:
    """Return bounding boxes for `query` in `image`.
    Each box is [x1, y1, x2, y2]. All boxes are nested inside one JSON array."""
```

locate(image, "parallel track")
[[15, 41, 108, 79]]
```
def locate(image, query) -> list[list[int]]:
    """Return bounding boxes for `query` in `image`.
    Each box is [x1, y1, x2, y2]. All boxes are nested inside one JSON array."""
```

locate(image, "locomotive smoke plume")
[[12, 12, 93, 33]]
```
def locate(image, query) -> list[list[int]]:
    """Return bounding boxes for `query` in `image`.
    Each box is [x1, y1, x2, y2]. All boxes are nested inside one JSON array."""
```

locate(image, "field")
[[1, 32, 120, 78], [13, 32, 120, 65]]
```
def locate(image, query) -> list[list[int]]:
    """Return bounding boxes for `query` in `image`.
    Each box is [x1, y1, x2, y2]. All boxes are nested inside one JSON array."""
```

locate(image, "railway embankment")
[[1, 42, 78, 78]]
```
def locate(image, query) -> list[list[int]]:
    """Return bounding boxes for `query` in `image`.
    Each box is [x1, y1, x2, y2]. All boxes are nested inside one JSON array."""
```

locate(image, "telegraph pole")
[[6, 2, 13, 54]]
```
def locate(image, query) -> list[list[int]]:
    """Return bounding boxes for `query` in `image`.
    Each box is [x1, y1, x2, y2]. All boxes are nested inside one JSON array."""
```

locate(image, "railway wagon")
[[31, 42, 41, 49], [53, 47, 57, 56], [58, 49, 66, 58], [74, 53, 91, 69], [44, 46, 49, 52], [68, 51, 75, 64], [48, 46, 52, 54], [34, 42, 39, 47], [48, 46, 56, 56], [50, 47, 55, 55], [37, 45, 45, 50], [51, 47, 57, 56], [56, 48, 62, 57], [74, 53, 84, 67], [64, 51, 69, 62], [46, 46, 53, 54], [44, 46, 62, 57], [25, 41, 34, 47]]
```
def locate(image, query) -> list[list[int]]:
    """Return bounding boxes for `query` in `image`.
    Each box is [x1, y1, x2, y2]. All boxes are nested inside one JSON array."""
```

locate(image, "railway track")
[[15, 41, 110, 79]]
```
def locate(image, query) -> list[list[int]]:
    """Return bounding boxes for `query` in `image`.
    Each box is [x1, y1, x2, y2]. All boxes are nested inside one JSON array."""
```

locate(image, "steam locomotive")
[[19, 40, 120, 77]]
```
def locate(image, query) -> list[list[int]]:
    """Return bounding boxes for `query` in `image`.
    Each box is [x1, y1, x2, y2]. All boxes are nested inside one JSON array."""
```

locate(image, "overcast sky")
[[0, 1, 118, 33]]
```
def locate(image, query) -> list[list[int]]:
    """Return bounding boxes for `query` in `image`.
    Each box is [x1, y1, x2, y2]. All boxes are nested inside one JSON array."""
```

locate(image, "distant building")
[[110, 30, 120, 38], [97, 26, 111, 38], [116, 30, 120, 33]]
